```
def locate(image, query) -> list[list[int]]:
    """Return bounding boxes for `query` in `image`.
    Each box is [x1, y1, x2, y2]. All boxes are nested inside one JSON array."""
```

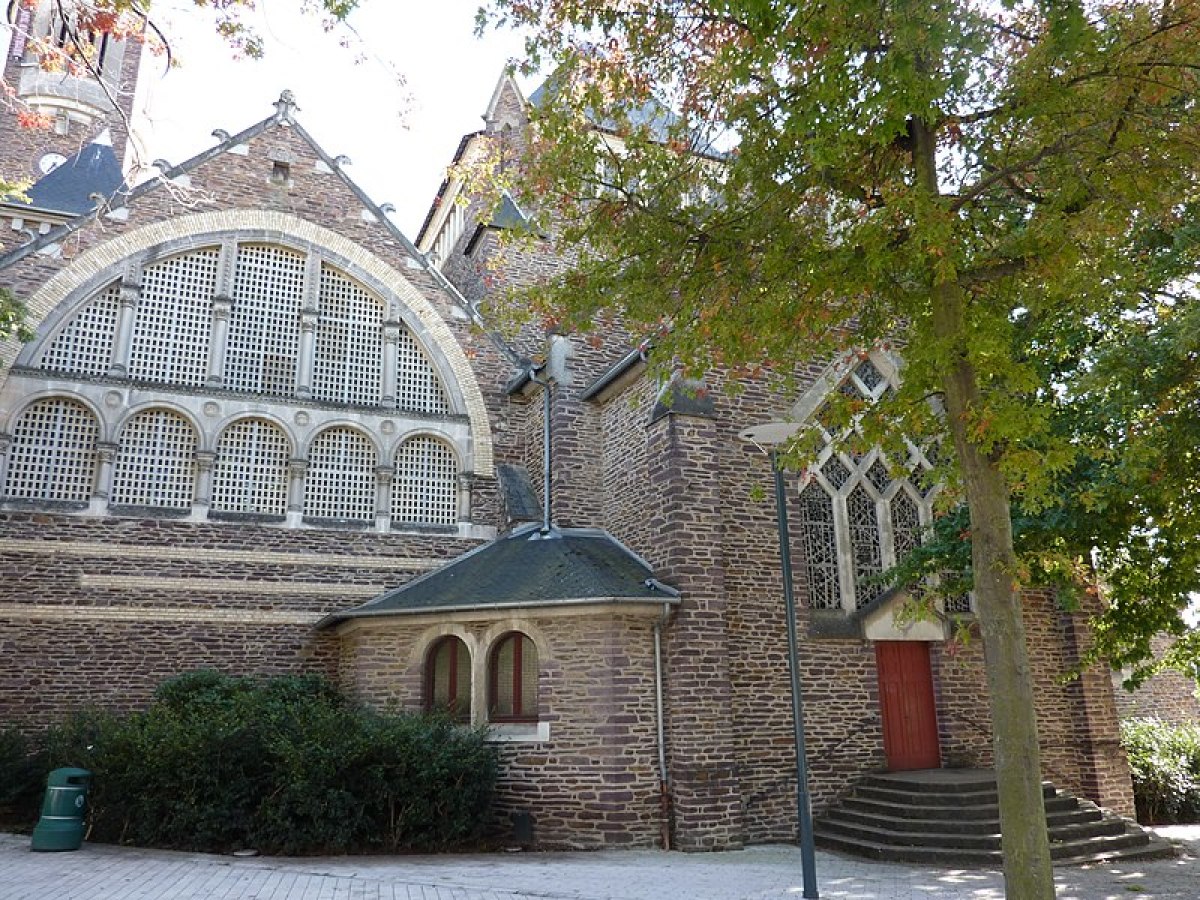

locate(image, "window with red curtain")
[[425, 635, 471, 722], [488, 632, 538, 723]]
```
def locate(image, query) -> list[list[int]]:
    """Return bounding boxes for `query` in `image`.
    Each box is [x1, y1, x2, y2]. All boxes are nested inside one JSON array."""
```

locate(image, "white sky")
[[134, 1, 535, 238]]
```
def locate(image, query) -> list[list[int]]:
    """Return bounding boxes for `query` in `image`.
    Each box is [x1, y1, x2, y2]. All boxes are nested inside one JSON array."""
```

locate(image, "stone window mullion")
[[296, 252, 323, 399], [374, 464, 393, 533], [108, 280, 141, 377], [192, 450, 215, 519], [206, 296, 232, 386], [286, 457, 308, 527], [382, 320, 400, 409], [0, 433, 11, 497], [89, 441, 118, 514]]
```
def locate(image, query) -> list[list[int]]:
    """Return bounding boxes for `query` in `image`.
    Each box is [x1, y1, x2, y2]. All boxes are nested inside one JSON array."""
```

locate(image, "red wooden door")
[[875, 641, 941, 771]]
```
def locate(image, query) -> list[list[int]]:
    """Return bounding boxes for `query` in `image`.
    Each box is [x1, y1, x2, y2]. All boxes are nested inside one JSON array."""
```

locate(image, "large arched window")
[[111, 409, 196, 509], [211, 418, 291, 516], [488, 632, 538, 723], [3, 398, 99, 501], [392, 436, 458, 526], [795, 357, 938, 611], [304, 426, 376, 522], [425, 636, 471, 722]]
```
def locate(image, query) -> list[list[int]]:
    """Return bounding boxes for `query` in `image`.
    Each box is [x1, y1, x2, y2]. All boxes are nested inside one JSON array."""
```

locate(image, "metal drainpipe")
[[533, 373, 552, 532], [654, 603, 672, 850]]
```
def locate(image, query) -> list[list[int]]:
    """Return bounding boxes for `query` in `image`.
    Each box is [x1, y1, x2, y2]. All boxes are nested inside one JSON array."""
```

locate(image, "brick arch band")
[[5, 210, 495, 476]]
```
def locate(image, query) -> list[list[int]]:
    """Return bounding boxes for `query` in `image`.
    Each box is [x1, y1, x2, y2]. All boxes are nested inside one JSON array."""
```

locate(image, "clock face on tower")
[[37, 152, 67, 175]]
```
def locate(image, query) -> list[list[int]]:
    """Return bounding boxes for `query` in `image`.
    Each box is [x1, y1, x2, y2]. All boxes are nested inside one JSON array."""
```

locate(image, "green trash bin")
[[30, 767, 92, 852]]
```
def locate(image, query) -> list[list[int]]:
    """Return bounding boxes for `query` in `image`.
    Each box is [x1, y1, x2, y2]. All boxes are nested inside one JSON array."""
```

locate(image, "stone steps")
[[815, 769, 1175, 867]]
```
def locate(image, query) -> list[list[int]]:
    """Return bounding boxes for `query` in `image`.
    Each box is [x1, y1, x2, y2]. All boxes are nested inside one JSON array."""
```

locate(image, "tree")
[[480, 1, 1200, 896]]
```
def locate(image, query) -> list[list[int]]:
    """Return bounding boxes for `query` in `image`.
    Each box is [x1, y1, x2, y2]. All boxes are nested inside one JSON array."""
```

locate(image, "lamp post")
[[739, 422, 819, 900]]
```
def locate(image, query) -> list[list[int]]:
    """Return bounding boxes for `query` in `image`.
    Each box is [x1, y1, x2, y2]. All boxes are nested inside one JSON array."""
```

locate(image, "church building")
[[0, 5, 1138, 852]]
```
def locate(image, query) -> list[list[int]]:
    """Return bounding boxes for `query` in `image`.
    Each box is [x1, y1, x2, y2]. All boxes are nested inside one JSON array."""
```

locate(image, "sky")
[[134, 1, 536, 239]]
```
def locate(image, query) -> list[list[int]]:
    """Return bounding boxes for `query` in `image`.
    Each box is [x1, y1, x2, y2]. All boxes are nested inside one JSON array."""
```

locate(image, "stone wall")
[[336, 608, 666, 849]]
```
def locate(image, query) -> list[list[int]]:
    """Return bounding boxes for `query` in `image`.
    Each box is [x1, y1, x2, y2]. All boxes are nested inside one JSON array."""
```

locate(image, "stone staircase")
[[815, 769, 1174, 866]]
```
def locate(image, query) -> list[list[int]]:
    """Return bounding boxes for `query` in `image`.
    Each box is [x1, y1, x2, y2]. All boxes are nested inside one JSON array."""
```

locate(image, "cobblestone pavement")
[[3, 829, 1199, 900]]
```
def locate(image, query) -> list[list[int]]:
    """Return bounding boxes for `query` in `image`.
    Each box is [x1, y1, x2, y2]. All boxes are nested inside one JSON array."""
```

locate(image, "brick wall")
[[1112, 634, 1200, 726], [0, 512, 480, 729]]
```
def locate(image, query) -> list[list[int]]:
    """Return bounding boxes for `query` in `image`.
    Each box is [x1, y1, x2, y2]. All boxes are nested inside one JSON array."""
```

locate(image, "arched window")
[[312, 266, 384, 405], [392, 436, 458, 526], [39, 282, 120, 376], [128, 248, 220, 386], [3, 398, 99, 501], [211, 418, 290, 516], [111, 409, 196, 508], [224, 245, 305, 395], [795, 357, 937, 612], [488, 632, 538, 723], [304, 427, 376, 522], [425, 636, 471, 722]]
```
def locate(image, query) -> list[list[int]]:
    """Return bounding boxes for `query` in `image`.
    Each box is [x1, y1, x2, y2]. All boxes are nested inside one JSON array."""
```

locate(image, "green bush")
[[14, 671, 498, 854], [1120, 717, 1200, 824], [0, 729, 43, 816]]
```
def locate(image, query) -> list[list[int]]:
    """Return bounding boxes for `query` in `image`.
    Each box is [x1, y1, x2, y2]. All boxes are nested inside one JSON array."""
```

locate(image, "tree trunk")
[[914, 119, 1055, 899]]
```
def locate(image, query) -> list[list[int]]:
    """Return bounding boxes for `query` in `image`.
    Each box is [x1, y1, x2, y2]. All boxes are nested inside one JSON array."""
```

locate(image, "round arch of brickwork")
[[9, 210, 495, 476]]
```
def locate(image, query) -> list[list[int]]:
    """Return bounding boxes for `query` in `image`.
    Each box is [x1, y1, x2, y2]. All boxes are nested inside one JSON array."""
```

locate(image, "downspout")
[[653, 602, 672, 850], [529, 370, 553, 533]]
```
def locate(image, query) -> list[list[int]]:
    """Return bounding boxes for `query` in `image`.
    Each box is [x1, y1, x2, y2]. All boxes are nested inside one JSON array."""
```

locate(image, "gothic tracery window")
[[795, 357, 939, 612]]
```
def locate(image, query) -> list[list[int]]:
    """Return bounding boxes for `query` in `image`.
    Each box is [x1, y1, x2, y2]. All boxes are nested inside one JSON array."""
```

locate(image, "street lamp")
[[738, 421, 819, 900]]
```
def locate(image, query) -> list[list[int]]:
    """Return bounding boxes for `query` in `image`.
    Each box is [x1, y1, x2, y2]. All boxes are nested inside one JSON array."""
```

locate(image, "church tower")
[[2, 0, 143, 182]]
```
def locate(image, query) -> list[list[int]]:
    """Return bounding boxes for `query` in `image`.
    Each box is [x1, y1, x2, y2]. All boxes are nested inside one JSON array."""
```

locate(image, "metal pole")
[[771, 449, 819, 900]]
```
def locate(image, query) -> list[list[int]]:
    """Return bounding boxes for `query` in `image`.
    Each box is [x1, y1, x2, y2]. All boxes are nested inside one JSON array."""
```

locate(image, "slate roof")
[[318, 524, 678, 627], [528, 74, 681, 142], [20, 141, 124, 216]]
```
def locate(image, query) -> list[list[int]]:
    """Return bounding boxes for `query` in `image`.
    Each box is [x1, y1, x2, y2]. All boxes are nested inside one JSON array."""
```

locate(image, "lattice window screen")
[[40, 283, 120, 375], [304, 427, 376, 521], [212, 418, 290, 515], [797, 482, 842, 610], [392, 436, 458, 525], [128, 249, 219, 386], [3, 398, 99, 501], [396, 330, 449, 414], [847, 484, 883, 609], [111, 409, 196, 508], [225, 245, 304, 396], [313, 266, 383, 405]]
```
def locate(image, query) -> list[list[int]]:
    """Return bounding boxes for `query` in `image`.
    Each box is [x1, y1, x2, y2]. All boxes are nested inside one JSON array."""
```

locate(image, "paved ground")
[[3, 827, 1199, 900]]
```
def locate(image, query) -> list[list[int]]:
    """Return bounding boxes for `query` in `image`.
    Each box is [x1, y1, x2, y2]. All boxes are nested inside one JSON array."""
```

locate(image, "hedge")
[[2, 670, 498, 854]]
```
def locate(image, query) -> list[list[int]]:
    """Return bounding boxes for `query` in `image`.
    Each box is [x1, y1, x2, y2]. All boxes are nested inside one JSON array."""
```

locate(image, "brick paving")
[[3, 829, 1199, 900]]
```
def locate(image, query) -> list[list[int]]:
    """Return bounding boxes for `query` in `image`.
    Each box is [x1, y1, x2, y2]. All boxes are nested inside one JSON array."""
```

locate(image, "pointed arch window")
[[794, 356, 939, 612], [3, 398, 99, 502]]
